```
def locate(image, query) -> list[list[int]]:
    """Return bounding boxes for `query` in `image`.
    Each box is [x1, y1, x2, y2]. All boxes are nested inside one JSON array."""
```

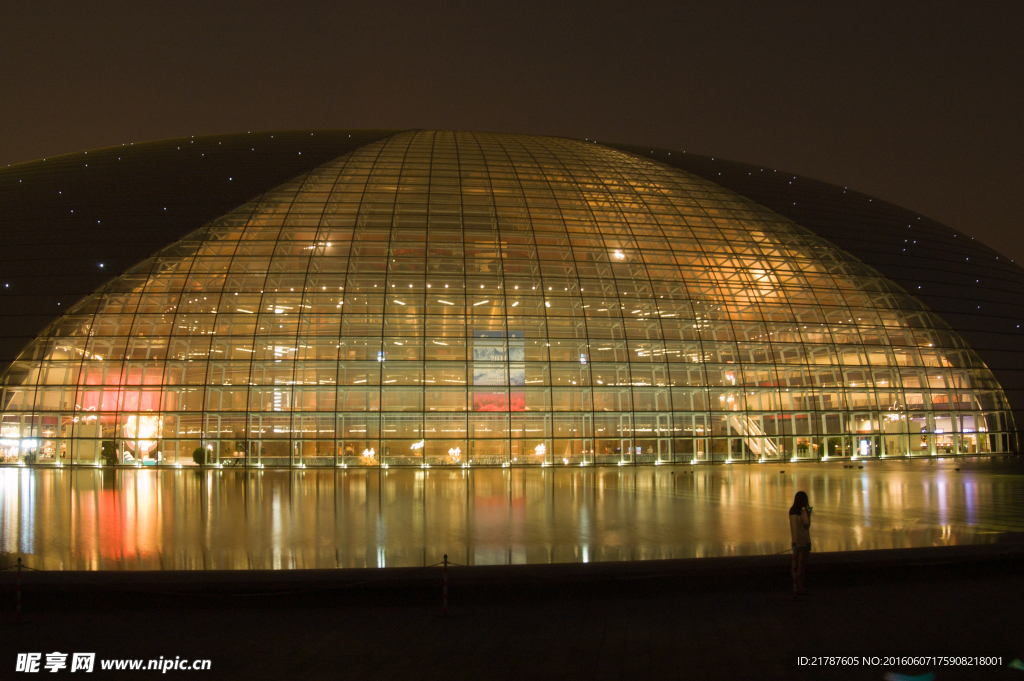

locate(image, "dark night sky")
[[3, 1, 1022, 261]]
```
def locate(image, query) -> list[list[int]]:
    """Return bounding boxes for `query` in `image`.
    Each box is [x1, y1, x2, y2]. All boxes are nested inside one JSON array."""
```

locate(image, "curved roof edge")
[[604, 142, 1024, 437], [0, 129, 401, 375]]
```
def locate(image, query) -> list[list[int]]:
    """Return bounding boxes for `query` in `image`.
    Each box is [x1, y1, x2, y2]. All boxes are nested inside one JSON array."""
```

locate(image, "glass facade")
[[619, 143, 1024, 440], [0, 131, 1014, 467]]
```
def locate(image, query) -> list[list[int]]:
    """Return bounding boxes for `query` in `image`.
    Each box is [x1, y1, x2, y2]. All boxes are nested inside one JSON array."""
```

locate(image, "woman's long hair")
[[789, 491, 809, 515]]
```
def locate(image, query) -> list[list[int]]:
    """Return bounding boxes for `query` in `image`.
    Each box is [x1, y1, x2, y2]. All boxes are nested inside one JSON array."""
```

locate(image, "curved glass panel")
[[0, 131, 1013, 467]]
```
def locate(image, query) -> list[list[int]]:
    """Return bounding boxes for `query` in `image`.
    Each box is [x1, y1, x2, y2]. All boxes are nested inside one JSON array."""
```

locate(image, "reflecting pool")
[[1, 458, 1022, 570]]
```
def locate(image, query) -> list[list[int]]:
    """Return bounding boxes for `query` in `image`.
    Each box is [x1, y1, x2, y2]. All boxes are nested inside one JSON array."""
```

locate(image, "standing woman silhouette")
[[789, 491, 811, 598]]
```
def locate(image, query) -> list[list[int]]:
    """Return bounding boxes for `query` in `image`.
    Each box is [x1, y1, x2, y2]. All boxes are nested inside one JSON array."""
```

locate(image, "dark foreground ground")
[[2, 543, 1023, 680]]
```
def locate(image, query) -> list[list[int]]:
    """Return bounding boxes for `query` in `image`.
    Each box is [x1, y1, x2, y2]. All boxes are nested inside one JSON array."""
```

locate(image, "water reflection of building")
[[3, 465, 1022, 570], [0, 131, 1017, 470]]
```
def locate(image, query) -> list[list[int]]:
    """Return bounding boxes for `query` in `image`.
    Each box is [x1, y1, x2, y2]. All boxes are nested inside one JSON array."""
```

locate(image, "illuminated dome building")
[[0, 130, 1018, 467]]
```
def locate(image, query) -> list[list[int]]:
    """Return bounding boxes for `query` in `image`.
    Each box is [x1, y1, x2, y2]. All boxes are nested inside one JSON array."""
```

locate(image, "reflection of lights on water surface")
[[1, 462, 1022, 570]]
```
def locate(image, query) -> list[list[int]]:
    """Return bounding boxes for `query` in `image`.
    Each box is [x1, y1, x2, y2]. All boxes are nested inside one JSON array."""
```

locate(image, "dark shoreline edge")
[[3, 540, 1021, 610]]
